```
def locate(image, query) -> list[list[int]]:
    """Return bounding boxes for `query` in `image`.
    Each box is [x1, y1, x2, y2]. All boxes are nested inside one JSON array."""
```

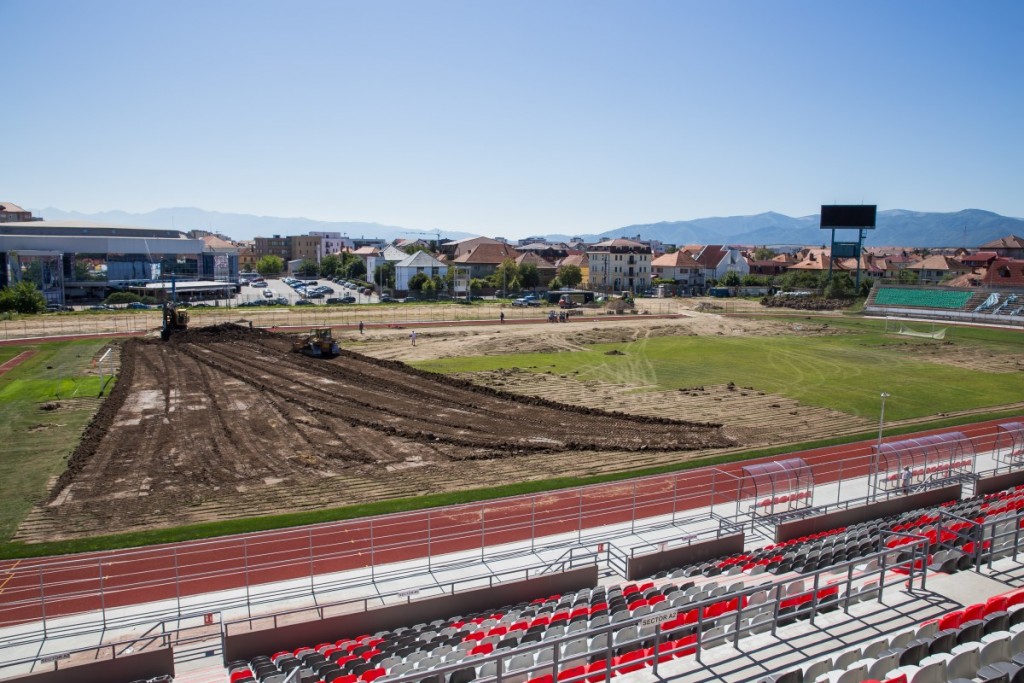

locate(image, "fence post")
[[98, 558, 107, 630], [577, 488, 583, 543], [308, 527, 316, 603], [39, 567, 48, 639], [173, 546, 181, 617]]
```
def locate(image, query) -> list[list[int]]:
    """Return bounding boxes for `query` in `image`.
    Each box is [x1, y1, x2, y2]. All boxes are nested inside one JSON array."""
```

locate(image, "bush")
[[0, 281, 47, 314], [105, 292, 143, 305]]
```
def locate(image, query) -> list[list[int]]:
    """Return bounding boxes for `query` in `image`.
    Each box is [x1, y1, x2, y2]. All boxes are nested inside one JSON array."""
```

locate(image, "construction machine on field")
[[160, 302, 190, 340], [292, 328, 340, 358]]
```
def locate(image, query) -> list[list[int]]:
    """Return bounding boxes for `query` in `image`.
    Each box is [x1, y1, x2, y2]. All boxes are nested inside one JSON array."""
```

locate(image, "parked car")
[[379, 294, 393, 303], [294, 299, 314, 306], [306, 291, 325, 299], [340, 296, 356, 304], [250, 281, 268, 288], [127, 302, 150, 309], [45, 304, 75, 312]]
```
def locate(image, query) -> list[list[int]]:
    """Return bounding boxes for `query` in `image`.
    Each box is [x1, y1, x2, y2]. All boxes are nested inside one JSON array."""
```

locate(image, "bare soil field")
[[16, 308, 1020, 542], [18, 324, 732, 541]]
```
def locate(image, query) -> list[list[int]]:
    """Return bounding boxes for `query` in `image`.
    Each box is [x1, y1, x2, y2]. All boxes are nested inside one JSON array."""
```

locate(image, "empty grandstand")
[[865, 284, 1024, 327], [6, 421, 1024, 683]]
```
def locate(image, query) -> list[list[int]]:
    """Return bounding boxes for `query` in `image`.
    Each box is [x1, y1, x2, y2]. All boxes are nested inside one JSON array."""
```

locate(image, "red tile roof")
[[982, 258, 1024, 287]]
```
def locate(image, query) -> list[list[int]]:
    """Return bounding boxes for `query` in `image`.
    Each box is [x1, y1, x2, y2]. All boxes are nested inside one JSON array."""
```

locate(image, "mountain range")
[[30, 206, 1024, 249]]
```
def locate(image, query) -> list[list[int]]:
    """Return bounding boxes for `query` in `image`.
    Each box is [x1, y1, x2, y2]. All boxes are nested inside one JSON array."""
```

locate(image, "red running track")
[[0, 416, 1017, 628]]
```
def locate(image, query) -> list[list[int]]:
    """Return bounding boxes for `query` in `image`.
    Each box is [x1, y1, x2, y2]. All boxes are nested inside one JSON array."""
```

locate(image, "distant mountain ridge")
[[599, 209, 1024, 248], [28, 206, 1024, 248], [30, 206, 473, 243]]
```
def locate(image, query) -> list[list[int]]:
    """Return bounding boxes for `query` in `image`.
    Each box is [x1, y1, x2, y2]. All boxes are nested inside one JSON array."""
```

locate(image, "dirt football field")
[[23, 323, 735, 541]]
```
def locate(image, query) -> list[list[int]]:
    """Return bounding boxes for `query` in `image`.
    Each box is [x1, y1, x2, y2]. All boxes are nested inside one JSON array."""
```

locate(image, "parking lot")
[[236, 276, 380, 308]]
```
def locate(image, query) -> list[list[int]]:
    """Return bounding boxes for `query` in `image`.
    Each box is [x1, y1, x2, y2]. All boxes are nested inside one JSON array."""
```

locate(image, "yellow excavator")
[[160, 302, 189, 340], [292, 328, 340, 358]]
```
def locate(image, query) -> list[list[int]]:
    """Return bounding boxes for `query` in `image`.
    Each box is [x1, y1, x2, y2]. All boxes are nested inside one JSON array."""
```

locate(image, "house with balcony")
[[586, 238, 651, 294], [651, 250, 703, 294]]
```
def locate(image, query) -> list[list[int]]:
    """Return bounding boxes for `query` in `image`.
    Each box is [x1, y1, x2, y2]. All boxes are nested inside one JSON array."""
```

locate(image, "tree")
[[420, 277, 437, 298], [346, 258, 366, 279], [722, 271, 742, 287], [897, 269, 919, 285], [557, 264, 583, 289], [741, 274, 768, 287], [469, 278, 486, 294], [491, 258, 521, 293], [407, 272, 429, 292], [779, 270, 824, 292], [752, 246, 777, 261], [319, 254, 342, 278], [374, 262, 395, 289], [0, 281, 47, 314], [519, 264, 541, 290], [824, 271, 855, 299], [256, 255, 284, 277], [297, 259, 319, 277]]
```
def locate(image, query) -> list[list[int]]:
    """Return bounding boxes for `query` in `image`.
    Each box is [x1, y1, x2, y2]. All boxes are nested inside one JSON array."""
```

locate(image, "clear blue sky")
[[2, 0, 1022, 238]]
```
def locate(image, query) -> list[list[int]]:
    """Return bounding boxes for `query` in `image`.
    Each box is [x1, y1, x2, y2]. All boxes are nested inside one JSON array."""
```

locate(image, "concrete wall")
[[625, 534, 745, 581], [776, 485, 962, 543], [976, 470, 1024, 497], [14, 647, 173, 683], [224, 566, 598, 664]]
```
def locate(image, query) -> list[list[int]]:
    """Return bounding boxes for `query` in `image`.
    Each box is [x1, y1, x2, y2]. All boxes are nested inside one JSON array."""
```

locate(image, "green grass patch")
[[415, 322, 1024, 421], [0, 339, 114, 541]]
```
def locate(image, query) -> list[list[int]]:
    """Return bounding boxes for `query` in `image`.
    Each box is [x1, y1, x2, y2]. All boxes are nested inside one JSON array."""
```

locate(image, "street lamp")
[[878, 392, 891, 447]]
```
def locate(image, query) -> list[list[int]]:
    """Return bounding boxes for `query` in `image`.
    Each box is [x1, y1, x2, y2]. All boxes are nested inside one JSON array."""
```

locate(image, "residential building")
[[651, 250, 704, 294], [586, 238, 651, 294], [694, 245, 750, 282], [290, 235, 323, 264], [0, 202, 36, 223], [394, 251, 448, 292], [516, 242, 572, 262], [352, 246, 381, 282], [254, 235, 290, 262], [309, 231, 355, 255], [452, 242, 520, 280], [440, 236, 501, 260], [980, 235, 1024, 260], [981, 258, 1024, 288], [514, 252, 557, 287], [905, 254, 970, 285], [555, 253, 589, 284], [237, 241, 258, 272]]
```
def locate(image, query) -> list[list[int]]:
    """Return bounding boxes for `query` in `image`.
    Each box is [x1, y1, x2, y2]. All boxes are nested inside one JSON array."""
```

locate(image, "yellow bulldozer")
[[292, 328, 340, 358], [160, 302, 189, 340]]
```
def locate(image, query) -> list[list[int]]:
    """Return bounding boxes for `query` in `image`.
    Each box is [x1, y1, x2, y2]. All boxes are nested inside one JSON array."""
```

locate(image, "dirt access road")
[[23, 324, 732, 541]]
